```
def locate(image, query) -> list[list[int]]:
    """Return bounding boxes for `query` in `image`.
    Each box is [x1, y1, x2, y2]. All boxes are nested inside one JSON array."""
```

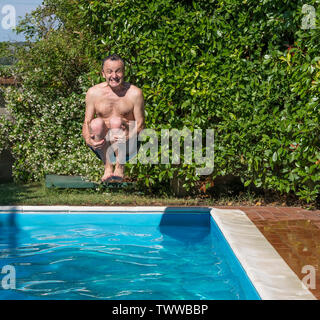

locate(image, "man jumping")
[[82, 54, 145, 182]]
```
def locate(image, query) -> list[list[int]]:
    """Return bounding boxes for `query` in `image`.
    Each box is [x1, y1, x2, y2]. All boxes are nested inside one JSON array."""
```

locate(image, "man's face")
[[102, 60, 125, 88]]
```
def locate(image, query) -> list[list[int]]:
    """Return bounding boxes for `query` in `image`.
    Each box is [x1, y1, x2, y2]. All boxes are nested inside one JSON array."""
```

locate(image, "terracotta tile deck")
[[217, 206, 320, 299]]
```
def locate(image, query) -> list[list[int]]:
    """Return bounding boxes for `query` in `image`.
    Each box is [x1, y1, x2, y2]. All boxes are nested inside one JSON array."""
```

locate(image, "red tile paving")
[[217, 206, 320, 299]]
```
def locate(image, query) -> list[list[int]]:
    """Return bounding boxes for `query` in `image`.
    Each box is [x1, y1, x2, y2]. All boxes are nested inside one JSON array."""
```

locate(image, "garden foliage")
[[0, 0, 319, 201]]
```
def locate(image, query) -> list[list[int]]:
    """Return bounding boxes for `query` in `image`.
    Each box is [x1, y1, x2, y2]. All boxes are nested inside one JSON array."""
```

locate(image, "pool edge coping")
[[0, 205, 316, 300], [0, 205, 210, 213], [210, 208, 316, 300]]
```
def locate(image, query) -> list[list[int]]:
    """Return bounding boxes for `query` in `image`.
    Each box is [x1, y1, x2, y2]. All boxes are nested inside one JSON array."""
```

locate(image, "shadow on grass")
[[0, 182, 40, 205]]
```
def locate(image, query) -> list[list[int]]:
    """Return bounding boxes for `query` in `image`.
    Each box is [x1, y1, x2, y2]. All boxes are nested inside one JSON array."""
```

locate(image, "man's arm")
[[129, 87, 145, 139], [82, 88, 95, 145], [82, 88, 106, 150]]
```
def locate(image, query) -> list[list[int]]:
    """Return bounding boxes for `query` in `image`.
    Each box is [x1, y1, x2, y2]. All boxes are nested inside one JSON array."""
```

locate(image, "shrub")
[[1, 0, 319, 202]]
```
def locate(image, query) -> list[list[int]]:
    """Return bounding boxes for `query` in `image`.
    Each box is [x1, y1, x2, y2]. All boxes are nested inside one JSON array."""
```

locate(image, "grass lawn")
[[0, 181, 317, 209]]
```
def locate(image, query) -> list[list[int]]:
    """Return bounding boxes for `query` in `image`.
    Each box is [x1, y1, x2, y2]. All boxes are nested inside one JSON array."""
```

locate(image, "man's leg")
[[89, 118, 114, 181], [113, 152, 125, 179], [108, 116, 127, 180]]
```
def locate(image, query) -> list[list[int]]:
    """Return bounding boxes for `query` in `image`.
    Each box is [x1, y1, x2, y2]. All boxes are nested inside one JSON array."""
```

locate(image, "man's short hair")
[[101, 54, 125, 70]]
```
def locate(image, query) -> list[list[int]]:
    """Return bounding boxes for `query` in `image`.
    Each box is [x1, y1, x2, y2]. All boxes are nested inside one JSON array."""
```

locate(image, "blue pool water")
[[0, 212, 260, 300]]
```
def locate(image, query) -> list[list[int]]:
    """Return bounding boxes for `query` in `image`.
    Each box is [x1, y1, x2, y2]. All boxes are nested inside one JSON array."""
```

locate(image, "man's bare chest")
[[94, 95, 134, 118]]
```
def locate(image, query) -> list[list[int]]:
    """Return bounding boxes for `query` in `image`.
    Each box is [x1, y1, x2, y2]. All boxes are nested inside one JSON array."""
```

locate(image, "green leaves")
[[0, 0, 319, 202], [272, 152, 278, 162]]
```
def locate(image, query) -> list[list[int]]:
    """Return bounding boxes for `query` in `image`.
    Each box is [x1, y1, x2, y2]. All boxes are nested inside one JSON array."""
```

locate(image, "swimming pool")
[[0, 208, 260, 300]]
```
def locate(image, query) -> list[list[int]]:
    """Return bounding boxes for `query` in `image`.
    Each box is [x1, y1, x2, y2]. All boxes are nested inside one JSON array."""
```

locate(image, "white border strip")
[[210, 208, 316, 300]]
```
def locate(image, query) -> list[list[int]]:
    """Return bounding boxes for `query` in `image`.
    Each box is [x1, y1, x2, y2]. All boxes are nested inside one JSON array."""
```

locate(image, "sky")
[[0, 0, 43, 42]]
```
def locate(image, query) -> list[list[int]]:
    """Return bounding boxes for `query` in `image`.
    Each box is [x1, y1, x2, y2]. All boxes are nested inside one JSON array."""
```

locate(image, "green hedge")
[[0, 0, 319, 202]]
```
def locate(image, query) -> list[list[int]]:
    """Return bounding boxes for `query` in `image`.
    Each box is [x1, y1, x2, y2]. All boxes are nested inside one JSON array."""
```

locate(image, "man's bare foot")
[[101, 167, 114, 182], [112, 164, 124, 182]]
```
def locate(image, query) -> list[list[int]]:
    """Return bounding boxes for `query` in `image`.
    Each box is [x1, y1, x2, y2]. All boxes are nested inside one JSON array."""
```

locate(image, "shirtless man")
[[82, 54, 145, 182]]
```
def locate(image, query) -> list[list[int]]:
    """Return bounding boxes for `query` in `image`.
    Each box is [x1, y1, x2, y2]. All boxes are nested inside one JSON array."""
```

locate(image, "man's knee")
[[90, 118, 107, 140], [109, 116, 122, 129]]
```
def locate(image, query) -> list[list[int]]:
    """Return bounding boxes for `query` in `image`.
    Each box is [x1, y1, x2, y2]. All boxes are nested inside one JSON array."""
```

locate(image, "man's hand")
[[88, 136, 106, 150], [108, 127, 127, 144]]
